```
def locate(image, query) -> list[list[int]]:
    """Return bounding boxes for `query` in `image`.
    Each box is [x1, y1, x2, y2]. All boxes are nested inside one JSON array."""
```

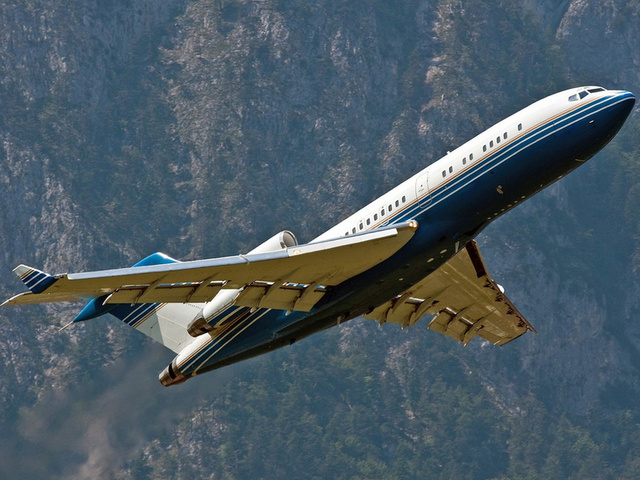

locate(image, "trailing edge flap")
[[2, 221, 418, 311], [363, 240, 535, 346]]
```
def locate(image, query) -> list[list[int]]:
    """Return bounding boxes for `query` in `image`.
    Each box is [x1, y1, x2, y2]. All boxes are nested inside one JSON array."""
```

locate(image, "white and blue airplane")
[[4, 86, 635, 386]]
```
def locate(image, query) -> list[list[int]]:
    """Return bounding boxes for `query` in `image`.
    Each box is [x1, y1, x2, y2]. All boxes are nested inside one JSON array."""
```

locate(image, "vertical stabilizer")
[[72, 252, 202, 353]]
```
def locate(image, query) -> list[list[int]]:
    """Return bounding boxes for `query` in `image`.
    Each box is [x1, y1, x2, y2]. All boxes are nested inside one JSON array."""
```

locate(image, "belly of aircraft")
[[190, 94, 633, 376]]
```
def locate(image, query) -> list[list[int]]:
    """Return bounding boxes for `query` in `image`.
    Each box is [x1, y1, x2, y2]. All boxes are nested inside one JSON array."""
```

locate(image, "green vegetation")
[[2, 0, 640, 479]]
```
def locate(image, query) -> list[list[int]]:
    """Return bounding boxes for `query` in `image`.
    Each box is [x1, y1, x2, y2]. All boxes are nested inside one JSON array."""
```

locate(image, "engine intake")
[[248, 230, 297, 254]]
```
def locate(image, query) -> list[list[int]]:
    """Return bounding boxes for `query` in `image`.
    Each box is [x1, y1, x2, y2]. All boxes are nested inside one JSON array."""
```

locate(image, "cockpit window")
[[570, 87, 604, 102]]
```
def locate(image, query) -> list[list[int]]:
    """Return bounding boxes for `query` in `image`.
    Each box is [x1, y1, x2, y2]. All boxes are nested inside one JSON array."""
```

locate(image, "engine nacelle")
[[248, 230, 297, 254], [187, 288, 243, 337], [158, 331, 209, 386], [187, 231, 297, 337], [158, 358, 187, 386]]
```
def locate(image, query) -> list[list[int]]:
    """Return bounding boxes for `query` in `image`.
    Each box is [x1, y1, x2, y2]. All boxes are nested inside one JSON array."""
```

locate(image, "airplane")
[[3, 86, 635, 386]]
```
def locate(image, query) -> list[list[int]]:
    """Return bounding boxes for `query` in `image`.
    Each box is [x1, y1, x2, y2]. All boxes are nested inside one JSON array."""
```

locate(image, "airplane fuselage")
[[167, 87, 635, 381]]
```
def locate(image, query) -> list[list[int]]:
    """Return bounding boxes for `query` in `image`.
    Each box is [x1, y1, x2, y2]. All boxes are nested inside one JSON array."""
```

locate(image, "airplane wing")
[[363, 240, 535, 345], [3, 221, 418, 313]]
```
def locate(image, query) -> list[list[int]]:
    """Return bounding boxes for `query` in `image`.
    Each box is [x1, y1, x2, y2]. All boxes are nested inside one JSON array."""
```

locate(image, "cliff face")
[[0, 0, 191, 442], [1, 0, 639, 478]]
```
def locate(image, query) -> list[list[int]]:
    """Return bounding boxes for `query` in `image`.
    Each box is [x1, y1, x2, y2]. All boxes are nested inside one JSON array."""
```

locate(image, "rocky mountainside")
[[1, 0, 639, 478]]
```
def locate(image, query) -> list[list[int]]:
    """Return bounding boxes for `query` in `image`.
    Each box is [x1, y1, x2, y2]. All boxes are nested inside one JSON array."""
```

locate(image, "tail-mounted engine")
[[187, 288, 242, 337], [247, 230, 297, 254]]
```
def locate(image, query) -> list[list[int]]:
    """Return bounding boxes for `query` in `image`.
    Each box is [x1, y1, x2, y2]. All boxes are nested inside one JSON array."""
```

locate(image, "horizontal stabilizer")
[[73, 295, 115, 322]]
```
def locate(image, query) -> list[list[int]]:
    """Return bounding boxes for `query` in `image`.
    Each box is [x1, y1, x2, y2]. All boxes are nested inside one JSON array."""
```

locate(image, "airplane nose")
[[574, 90, 635, 160], [603, 90, 635, 134], [615, 90, 635, 116]]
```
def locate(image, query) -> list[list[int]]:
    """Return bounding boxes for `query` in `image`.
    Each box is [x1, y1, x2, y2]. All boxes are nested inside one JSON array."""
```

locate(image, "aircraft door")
[[415, 171, 431, 207]]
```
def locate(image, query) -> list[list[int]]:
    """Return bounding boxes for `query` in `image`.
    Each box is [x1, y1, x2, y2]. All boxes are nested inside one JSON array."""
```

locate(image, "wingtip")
[[2, 292, 33, 307], [12, 264, 33, 279], [12, 264, 57, 294]]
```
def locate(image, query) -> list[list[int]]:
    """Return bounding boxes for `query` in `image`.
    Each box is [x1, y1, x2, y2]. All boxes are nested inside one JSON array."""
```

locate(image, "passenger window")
[[448, 166, 453, 173], [352, 227, 356, 234], [469, 153, 474, 161], [374, 213, 378, 221], [496, 136, 500, 144], [442, 170, 446, 178], [359, 222, 363, 230], [402, 196, 406, 203], [490, 140, 494, 148], [388, 205, 392, 212], [381, 209, 385, 217], [462, 157, 466, 165], [483, 145, 487, 152], [503, 132, 508, 139], [366, 218, 371, 225], [395, 200, 399, 207], [518, 123, 522, 131]]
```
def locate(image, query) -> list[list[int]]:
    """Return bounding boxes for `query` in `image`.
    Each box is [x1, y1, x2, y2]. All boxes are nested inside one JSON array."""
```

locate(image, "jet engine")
[[158, 358, 186, 386], [186, 230, 298, 337], [247, 230, 297, 254], [187, 287, 242, 337]]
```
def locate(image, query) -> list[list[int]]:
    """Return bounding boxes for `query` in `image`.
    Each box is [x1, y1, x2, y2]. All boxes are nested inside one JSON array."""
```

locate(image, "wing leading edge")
[[363, 240, 535, 346]]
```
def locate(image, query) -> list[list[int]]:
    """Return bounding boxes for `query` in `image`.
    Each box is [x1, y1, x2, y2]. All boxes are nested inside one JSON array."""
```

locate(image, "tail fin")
[[74, 252, 200, 353], [13, 265, 57, 294], [73, 252, 181, 323], [73, 252, 180, 323], [128, 252, 180, 268]]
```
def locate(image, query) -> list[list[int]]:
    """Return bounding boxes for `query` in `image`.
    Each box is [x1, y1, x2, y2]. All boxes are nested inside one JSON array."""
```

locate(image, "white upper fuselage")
[[6, 85, 635, 387], [313, 86, 618, 243]]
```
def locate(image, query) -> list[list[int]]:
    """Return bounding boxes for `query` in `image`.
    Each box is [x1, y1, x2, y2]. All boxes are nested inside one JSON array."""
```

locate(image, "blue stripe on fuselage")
[[182, 92, 634, 374], [112, 302, 163, 327], [389, 93, 624, 226], [179, 307, 269, 375]]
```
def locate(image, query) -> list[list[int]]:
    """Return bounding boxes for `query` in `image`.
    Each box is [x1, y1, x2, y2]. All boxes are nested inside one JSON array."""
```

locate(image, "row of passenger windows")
[[345, 195, 407, 235], [343, 118, 529, 237], [441, 123, 523, 178]]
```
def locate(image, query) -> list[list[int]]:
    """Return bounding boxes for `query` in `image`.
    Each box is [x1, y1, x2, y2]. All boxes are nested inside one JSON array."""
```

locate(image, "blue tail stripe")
[[22, 270, 56, 294], [111, 303, 162, 327], [105, 252, 179, 326], [73, 251, 180, 324]]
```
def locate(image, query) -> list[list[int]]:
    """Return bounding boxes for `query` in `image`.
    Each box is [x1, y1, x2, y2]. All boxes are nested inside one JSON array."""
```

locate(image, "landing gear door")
[[415, 171, 431, 207]]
